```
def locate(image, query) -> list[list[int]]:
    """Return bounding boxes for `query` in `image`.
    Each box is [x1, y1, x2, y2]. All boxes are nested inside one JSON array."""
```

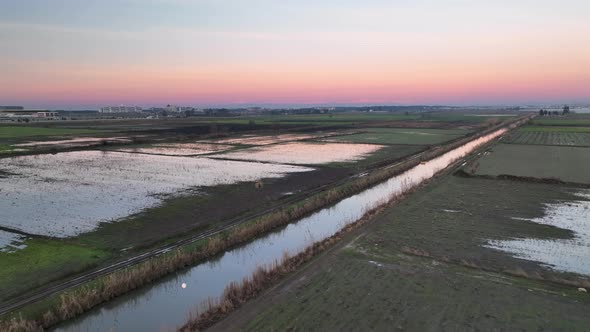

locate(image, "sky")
[[0, 0, 589, 109]]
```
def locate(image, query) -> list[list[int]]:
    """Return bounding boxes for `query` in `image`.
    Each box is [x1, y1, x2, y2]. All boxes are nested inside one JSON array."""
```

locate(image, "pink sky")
[[1, 1, 589, 108]]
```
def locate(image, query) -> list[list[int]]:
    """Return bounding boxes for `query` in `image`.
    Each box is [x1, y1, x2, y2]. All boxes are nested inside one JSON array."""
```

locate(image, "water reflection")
[[486, 190, 590, 275], [0, 152, 311, 237], [212, 142, 384, 165], [54, 129, 506, 331], [0, 230, 26, 252]]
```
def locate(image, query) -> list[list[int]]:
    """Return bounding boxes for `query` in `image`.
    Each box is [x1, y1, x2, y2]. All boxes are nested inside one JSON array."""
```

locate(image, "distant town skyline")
[[1, 0, 589, 109]]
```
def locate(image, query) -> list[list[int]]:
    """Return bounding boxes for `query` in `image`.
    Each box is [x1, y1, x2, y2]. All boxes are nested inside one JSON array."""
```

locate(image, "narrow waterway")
[[54, 128, 507, 332]]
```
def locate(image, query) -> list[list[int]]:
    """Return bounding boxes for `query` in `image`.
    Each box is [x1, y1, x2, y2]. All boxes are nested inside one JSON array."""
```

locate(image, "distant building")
[[165, 105, 180, 113], [165, 105, 195, 113], [33, 111, 58, 118], [0, 107, 56, 119], [0, 106, 24, 110], [99, 106, 143, 113]]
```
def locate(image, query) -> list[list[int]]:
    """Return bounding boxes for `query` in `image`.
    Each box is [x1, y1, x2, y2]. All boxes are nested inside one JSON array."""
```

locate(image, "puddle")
[[53, 128, 506, 331], [486, 190, 590, 276], [212, 142, 384, 165], [0, 151, 312, 238], [0, 230, 27, 253]]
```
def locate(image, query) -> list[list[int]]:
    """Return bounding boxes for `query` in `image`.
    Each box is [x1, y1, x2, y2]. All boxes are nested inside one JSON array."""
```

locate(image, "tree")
[[539, 109, 544, 116], [563, 105, 570, 115]]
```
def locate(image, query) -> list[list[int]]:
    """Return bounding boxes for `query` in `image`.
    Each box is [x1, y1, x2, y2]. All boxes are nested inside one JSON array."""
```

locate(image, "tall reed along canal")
[[54, 127, 508, 331]]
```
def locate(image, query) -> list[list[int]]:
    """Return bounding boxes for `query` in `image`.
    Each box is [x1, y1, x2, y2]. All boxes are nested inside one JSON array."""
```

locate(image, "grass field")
[[237, 255, 589, 332], [474, 144, 590, 184], [152, 113, 422, 126], [0, 239, 109, 300], [507, 130, 590, 146], [417, 113, 516, 123], [321, 127, 468, 145], [211, 176, 590, 331], [0, 144, 13, 152], [531, 118, 590, 127], [521, 126, 590, 133], [0, 126, 102, 139]]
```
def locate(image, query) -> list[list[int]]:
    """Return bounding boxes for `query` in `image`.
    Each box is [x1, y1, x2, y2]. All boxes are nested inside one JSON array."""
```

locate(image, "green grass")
[[531, 119, 590, 126], [322, 127, 468, 145], [166, 113, 421, 126], [0, 126, 102, 139], [244, 253, 590, 332], [507, 130, 590, 146], [0, 144, 13, 152], [233, 176, 590, 331], [474, 143, 590, 184], [417, 113, 516, 123], [328, 144, 427, 169], [0, 239, 110, 301], [521, 126, 590, 133]]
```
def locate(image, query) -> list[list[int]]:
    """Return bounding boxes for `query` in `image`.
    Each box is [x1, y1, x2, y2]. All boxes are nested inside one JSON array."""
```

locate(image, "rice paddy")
[[506, 130, 590, 146], [212, 142, 384, 165], [321, 127, 469, 145], [112, 143, 235, 156], [205, 133, 339, 145], [0, 151, 312, 237], [473, 144, 590, 184]]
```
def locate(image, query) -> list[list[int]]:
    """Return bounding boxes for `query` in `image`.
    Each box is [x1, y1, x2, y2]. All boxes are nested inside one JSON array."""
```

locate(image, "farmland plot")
[[211, 142, 383, 165], [487, 190, 590, 275], [205, 133, 340, 146], [506, 131, 590, 146], [474, 144, 590, 184], [112, 143, 235, 156], [0, 151, 312, 237], [14, 137, 131, 148], [321, 128, 468, 145]]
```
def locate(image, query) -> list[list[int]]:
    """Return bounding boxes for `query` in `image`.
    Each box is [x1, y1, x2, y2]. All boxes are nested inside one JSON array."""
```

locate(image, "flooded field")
[[54, 129, 506, 331], [321, 128, 467, 145], [213, 142, 384, 164], [206, 133, 338, 145], [14, 137, 131, 148], [486, 190, 590, 276], [112, 143, 234, 156], [0, 231, 26, 253], [0, 151, 312, 237]]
